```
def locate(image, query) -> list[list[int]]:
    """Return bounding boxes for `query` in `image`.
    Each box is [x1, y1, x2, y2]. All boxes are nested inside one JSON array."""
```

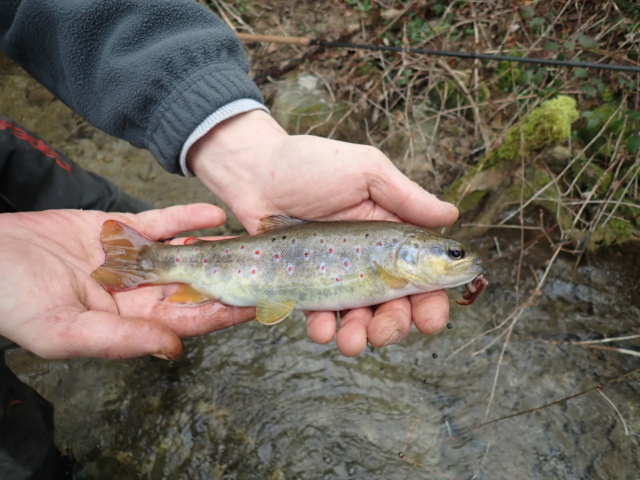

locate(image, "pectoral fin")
[[374, 262, 409, 289], [166, 284, 217, 304], [256, 300, 295, 325]]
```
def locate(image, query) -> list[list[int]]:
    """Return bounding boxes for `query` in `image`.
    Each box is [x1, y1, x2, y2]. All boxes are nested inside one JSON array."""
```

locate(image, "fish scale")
[[92, 215, 487, 325]]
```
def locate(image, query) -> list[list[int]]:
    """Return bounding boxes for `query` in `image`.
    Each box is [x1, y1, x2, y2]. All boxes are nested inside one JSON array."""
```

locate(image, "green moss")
[[456, 188, 490, 213], [481, 95, 579, 169], [588, 218, 636, 250]]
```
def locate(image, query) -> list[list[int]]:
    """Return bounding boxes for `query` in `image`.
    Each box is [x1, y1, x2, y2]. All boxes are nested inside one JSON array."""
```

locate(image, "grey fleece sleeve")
[[0, 0, 265, 174]]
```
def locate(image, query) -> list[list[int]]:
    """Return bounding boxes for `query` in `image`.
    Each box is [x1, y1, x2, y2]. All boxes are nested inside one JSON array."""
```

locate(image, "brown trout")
[[91, 215, 488, 325]]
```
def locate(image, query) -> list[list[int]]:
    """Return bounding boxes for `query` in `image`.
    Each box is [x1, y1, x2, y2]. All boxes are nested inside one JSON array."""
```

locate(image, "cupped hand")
[[0, 204, 255, 360], [187, 110, 460, 356]]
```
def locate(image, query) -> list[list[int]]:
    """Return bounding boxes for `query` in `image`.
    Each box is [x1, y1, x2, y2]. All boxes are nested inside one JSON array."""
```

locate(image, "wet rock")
[[271, 73, 349, 137]]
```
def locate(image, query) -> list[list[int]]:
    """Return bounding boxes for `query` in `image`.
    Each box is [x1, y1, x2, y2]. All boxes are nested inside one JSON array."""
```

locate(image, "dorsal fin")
[[257, 215, 310, 234]]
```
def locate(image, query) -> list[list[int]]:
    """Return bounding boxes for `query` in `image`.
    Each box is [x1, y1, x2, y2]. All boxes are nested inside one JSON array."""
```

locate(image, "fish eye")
[[447, 245, 465, 260]]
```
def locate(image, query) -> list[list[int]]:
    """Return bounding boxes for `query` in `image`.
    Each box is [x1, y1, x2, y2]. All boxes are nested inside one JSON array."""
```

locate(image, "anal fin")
[[166, 284, 216, 304], [256, 300, 295, 325]]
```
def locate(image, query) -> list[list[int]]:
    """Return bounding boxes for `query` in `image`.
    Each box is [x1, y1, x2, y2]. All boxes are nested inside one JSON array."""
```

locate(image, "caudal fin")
[[91, 220, 159, 291]]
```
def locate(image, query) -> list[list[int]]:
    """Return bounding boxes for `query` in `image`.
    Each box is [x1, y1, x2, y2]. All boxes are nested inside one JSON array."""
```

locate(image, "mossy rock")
[[480, 96, 579, 169]]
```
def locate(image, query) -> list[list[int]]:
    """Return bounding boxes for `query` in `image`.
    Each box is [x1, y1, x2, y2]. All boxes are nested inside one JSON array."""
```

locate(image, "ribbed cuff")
[[145, 63, 265, 175], [179, 99, 269, 177]]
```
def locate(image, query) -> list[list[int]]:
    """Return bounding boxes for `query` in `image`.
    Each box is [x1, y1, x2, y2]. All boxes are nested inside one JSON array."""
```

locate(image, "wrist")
[[186, 110, 287, 196]]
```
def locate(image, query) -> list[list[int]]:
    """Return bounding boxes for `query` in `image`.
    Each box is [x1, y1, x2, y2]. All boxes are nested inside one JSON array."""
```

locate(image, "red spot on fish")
[[175, 258, 181, 263], [359, 273, 365, 279], [376, 241, 383, 247], [203, 258, 209, 264], [251, 268, 258, 275], [304, 251, 310, 258], [224, 249, 230, 255], [355, 247, 362, 254], [274, 253, 281, 259], [335, 277, 341, 282], [343, 260, 349, 267], [343, 238, 348, 243], [319, 263, 327, 273], [255, 249, 261, 256], [212, 268, 219, 275], [237, 269, 242, 275], [240, 245, 245, 250], [287, 264, 294, 274], [193, 248, 200, 253], [328, 247, 334, 254]]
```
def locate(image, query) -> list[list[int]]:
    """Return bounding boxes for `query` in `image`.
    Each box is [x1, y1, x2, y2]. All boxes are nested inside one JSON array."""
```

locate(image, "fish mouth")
[[456, 274, 488, 306]]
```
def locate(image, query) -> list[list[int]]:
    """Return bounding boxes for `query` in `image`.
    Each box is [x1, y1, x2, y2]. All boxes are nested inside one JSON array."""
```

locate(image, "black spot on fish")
[[447, 322, 453, 329], [432, 353, 438, 359], [282, 235, 287, 240]]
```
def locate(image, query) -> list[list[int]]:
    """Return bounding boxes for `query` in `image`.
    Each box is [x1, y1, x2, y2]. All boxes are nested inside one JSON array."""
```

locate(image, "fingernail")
[[152, 353, 170, 360], [443, 201, 459, 212], [383, 330, 403, 347]]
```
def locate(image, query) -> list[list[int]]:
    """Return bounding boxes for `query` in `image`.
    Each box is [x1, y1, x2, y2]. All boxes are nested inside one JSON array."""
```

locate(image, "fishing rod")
[[236, 33, 640, 73]]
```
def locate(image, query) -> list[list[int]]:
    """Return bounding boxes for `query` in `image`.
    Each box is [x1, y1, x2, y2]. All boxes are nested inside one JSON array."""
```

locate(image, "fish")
[[91, 215, 488, 325]]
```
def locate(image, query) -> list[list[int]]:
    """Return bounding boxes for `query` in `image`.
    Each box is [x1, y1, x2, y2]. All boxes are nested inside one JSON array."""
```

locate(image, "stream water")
[[2, 57, 639, 479]]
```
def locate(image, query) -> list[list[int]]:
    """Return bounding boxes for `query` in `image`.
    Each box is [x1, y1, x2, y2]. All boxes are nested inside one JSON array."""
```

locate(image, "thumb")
[[368, 158, 459, 228], [36, 310, 183, 360]]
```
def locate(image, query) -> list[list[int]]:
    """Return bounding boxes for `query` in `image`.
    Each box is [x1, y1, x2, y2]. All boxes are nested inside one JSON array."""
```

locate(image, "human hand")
[[187, 110, 459, 356], [0, 204, 255, 360]]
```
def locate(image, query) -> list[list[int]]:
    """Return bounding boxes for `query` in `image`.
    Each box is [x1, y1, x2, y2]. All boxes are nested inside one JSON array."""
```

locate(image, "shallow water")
[[2, 57, 639, 479], [7, 236, 640, 479]]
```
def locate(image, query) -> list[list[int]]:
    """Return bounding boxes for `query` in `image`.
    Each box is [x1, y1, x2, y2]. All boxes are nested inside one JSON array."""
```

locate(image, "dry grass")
[[210, 0, 639, 253]]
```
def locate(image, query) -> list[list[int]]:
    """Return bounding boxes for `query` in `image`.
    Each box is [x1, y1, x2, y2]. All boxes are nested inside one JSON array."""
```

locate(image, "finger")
[[130, 203, 227, 239], [305, 310, 337, 345], [367, 297, 412, 348], [410, 290, 450, 335], [366, 155, 459, 228], [33, 309, 183, 360], [151, 302, 256, 337], [336, 307, 372, 356]]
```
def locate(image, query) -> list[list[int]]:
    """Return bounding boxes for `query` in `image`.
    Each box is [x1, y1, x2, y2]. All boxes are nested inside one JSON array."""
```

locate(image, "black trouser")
[[0, 117, 151, 213], [0, 118, 152, 479], [0, 351, 69, 480]]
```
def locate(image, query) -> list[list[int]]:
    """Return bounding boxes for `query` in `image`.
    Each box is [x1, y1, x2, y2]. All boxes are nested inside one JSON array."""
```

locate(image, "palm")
[[0, 205, 254, 359], [221, 135, 457, 356]]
